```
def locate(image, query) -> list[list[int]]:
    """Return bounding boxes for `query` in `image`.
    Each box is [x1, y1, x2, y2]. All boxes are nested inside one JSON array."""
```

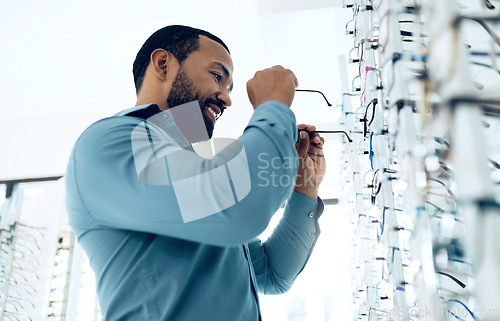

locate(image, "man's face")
[[166, 66, 216, 137], [166, 36, 233, 139]]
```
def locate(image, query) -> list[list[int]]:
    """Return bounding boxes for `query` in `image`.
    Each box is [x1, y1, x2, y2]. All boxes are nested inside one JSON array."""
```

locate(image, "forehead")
[[188, 36, 233, 74]]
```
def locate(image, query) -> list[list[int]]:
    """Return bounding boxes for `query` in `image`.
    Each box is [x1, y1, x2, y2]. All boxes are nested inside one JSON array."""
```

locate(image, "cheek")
[[198, 80, 218, 95], [185, 69, 217, 96], [168, 66, 181, 81]]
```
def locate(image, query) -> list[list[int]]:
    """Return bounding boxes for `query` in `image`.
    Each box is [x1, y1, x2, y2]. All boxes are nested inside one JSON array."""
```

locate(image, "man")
[[66, 25, 326, 320]]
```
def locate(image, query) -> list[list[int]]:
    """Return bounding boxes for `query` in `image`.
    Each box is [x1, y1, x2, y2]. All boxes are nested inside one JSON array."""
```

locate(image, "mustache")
[[203, 98, 225, 120]]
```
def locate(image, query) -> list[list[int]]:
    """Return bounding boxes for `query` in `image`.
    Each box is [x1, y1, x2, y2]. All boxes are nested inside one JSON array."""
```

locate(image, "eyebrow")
[[212, 62, 233, 93]]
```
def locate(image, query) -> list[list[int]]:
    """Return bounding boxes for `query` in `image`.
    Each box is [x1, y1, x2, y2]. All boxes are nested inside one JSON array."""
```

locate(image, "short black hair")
[[133, 25, 230, 93]]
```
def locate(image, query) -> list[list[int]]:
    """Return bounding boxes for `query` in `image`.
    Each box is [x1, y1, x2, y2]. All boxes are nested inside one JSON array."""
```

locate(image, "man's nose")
[[217, 90, 232, 108]]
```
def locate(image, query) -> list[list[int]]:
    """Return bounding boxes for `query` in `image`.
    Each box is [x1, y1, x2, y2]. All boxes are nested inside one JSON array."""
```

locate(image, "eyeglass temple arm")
[[310, 130, 353, 142], [295, 89, 332, 106]]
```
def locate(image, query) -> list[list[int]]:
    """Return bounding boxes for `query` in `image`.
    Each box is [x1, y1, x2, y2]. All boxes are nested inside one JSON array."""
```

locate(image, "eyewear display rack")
[[340, 0, 500, 320], [0, 178, 101, 321]]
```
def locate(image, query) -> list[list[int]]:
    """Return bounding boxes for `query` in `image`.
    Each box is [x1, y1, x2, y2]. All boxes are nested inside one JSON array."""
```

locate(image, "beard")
[[166, 67, 222, 139]]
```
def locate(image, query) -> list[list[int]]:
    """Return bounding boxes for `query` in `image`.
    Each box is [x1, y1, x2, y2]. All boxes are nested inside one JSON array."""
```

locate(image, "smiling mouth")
[[205, 104, 221, 121]]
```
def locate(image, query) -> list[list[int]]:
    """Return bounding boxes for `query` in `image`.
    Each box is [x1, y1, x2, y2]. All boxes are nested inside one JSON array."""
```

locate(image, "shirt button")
[[308, 211, 314, 218]]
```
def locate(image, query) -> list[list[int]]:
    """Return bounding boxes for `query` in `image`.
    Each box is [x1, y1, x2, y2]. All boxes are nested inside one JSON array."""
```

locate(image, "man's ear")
[[150, 49, 176, 80]]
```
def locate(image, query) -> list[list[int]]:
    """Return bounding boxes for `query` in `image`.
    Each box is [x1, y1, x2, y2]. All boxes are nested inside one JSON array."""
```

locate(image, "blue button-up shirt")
[[65, 101, 323, 320]]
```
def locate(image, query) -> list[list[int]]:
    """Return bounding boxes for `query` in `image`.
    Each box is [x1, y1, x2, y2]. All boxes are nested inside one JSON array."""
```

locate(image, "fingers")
[[288, 69, 299, 88], [247, 65, 298, 109], [307, 135, 326, 162], [297, 124, 322, 146], [308, 136, 324, 155], [296, 130, 310, 157], [311, 134, 323, 147], [310, 133, 321, 145], [297, 123, 316, 131], [268, 65, 298, 87]]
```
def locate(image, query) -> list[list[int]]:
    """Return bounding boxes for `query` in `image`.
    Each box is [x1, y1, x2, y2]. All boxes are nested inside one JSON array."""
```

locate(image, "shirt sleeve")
[[247, 191, 324, 294], [66, 101, 299, 247]]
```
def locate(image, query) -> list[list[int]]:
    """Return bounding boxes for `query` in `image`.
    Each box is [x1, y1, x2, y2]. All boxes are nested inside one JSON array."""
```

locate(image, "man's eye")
[[212, 72, 222, 82]]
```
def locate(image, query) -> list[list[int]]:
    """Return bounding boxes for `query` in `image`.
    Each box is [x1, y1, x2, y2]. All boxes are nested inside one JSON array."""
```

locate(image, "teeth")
[[207, 106, 217, 119]]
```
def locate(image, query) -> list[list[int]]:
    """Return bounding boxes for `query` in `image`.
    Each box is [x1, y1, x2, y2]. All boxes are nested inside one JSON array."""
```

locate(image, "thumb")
[[296, 131, 309, 157]]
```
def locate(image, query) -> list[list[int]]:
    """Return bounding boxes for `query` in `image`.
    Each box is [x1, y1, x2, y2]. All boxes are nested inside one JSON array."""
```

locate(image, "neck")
[[135, 88, 168, 110]]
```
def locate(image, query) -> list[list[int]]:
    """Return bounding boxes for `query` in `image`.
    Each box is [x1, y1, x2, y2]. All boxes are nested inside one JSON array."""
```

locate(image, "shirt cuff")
[[282, 191, 324, 228]]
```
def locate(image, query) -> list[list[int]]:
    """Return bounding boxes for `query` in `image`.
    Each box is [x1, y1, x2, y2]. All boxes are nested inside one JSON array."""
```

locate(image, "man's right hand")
[[246, 65, 299, 109]]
